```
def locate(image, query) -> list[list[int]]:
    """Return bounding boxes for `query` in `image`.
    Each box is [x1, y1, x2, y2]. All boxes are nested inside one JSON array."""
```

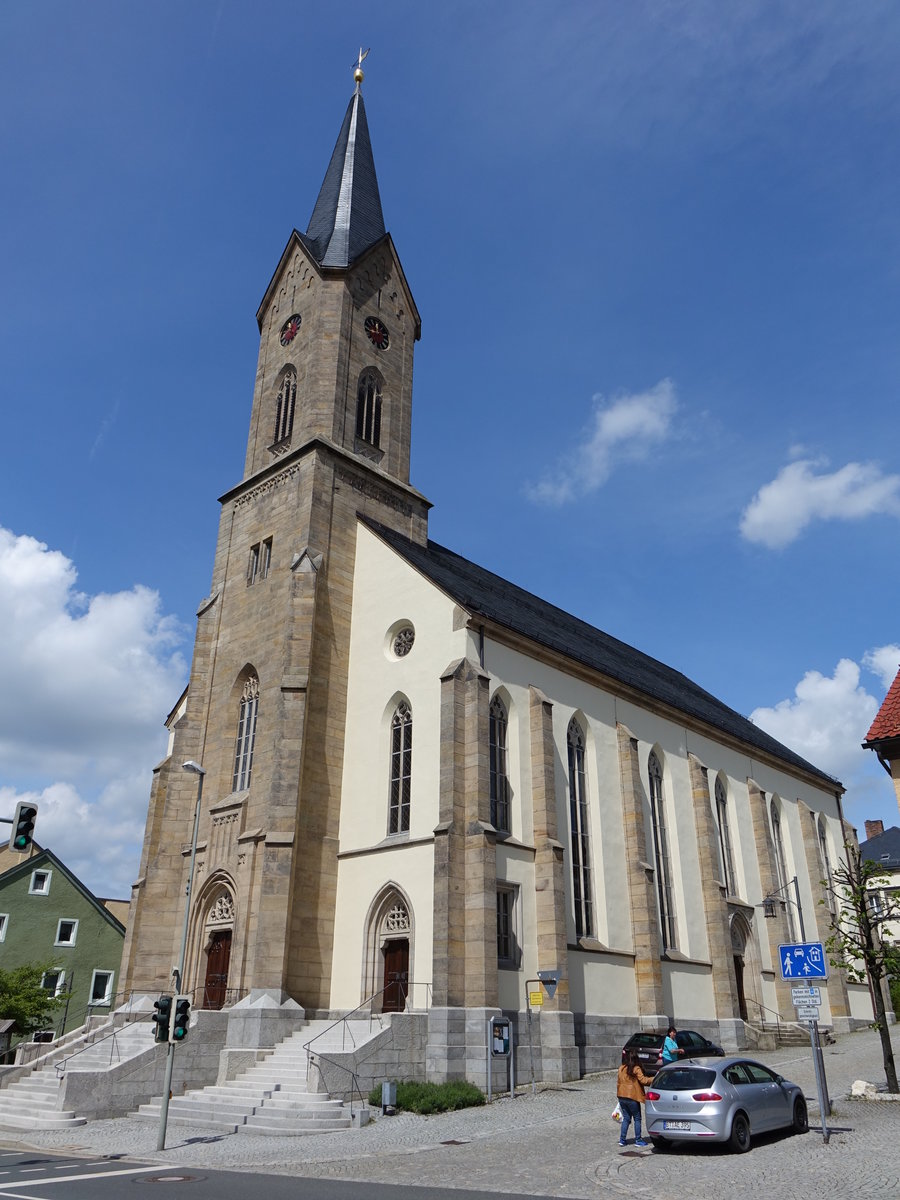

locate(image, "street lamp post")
[[762, 875, 806, 941], [156, 760, 205, 1153]]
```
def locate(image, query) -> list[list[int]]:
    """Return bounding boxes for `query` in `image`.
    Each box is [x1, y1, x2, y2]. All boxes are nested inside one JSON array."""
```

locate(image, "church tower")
[[120, 64, 429, 1011]]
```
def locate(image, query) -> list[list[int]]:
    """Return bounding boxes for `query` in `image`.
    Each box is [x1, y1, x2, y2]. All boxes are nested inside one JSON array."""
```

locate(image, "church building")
[[120, 66, 866, 1084]]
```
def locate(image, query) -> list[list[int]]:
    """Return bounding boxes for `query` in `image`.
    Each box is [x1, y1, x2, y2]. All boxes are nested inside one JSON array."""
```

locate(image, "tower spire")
[[303, 53, 385, 269]]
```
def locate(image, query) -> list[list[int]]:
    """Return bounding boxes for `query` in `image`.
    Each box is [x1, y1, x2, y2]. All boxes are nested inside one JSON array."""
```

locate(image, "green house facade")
[[0, 847, 126, 1043]]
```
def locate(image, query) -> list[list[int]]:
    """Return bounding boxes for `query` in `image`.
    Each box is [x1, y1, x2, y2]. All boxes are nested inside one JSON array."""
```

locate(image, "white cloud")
[[740, 458, 900, 549], [0, 527, 187, 897], [863, 644, 900, 690], [528, 379, 678, 506], [750, 659, 877, 784]]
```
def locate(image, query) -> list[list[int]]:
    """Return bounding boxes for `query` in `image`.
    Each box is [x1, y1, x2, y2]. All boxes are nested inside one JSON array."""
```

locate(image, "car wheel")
[[792, 1097, 809, 1134], [729, 1112, 751, 1153]]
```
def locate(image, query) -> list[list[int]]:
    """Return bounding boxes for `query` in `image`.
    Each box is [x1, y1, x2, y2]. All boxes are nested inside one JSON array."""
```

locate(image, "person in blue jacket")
[[660, 1025, 683, 1066]]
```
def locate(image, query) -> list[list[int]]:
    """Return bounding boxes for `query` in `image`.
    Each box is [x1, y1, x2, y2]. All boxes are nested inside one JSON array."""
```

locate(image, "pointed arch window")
[[649, 752, 676, 950], [274, 368, 297, 444], [818, 818, 835, 915], [389, 701, 412, 834], [771, 801, 797, 940], [232, 675, 259, 793], [567, 718, 594, 939], [715, 777, 735, 896], [356, 369, 382, 447], [489, 696, 510, 834]]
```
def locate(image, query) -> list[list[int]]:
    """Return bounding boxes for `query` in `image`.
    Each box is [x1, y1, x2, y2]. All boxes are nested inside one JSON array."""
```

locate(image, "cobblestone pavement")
[[5, 1025, 900, 1198]]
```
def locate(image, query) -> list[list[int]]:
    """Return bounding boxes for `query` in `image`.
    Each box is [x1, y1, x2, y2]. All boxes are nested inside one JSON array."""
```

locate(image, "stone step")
[[240, 1115, 352, 1136]]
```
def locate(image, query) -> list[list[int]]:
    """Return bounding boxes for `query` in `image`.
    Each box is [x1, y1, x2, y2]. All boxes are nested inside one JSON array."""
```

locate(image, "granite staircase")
[[133, 1019, 374, 1135], [0, 1020, 152, 1131]]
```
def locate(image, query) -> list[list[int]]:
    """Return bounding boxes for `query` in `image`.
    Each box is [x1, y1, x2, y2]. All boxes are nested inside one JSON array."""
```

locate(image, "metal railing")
[[302, 980, 432, 1119]]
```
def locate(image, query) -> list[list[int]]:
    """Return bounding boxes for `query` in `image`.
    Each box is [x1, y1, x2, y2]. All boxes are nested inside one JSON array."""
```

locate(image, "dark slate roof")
[[864, 666, 900, 744], [303, 86, 386, 269], [860, 825, 900, 870], [364, 519, 840, 788]]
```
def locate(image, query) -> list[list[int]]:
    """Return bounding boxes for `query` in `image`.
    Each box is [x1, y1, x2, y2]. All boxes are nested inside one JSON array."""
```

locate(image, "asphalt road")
[[0, 1151, 556, 1200]]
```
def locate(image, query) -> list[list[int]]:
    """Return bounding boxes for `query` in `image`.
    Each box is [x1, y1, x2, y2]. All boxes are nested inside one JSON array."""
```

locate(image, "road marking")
[[0, 1164, 163, 1190]]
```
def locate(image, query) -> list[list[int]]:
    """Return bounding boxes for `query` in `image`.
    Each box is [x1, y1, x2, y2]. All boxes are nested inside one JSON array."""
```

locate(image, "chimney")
[[865, 819, 885, 840]]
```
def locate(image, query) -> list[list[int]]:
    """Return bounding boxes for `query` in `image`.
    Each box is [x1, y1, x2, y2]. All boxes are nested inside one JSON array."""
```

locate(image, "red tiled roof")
[[865, 666, 900, 743]]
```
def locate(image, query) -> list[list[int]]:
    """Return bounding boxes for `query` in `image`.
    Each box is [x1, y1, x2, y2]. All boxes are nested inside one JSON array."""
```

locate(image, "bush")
[[367, 1079, 486, 1114]]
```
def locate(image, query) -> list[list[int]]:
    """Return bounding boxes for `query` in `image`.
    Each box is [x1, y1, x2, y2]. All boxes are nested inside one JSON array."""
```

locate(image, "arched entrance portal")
[[364, 888, 413, 1012], [201, 890, 234, 1009]]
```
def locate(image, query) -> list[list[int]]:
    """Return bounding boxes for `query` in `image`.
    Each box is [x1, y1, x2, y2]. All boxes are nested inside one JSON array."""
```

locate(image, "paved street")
[[3, 1024, 899, 1198]]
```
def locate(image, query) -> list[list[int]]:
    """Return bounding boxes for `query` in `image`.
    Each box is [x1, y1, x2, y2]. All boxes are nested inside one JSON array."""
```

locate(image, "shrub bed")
[[368, 1079, 486, 1115]]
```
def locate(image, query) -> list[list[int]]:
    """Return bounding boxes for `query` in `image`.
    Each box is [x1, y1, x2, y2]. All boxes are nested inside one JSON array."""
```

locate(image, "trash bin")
[[381, 1080, 397, 1115]]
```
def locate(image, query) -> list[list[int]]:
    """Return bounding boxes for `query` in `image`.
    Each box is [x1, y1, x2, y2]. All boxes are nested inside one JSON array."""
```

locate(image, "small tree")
[[823, 842, 899, 1093], [0, 962, 66, 1037]]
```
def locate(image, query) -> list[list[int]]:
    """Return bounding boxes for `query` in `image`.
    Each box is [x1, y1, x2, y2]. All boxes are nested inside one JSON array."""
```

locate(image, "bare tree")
[[824, 842, 898, 1093]]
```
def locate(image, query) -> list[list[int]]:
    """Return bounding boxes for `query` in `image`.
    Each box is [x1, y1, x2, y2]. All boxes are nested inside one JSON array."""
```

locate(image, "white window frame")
[[0, 914, 7, 942], [55, 918, 78, 947], [41, 969, 65, 996], [29, 869, 52, 895], [89, 969, 115, 1007]]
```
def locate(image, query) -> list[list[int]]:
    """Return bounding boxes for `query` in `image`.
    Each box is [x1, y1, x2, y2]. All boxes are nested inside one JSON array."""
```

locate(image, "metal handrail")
[[302, 980, 432, 1117], [301, 979, 432, 1062]]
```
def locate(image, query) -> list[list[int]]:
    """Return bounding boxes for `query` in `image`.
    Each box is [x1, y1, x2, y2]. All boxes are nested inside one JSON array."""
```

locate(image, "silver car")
[[645, 1057, 808, 1153]]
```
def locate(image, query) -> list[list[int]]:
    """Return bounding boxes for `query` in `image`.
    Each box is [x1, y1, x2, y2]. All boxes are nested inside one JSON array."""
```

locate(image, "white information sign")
[[795, 1005, 820, 1019]]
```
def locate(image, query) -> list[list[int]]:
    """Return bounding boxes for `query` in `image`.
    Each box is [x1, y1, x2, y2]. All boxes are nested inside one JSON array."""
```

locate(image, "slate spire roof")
[[303, 80, 386, 269], [363, 518, 841, 789], [864, 666, 900, 745]]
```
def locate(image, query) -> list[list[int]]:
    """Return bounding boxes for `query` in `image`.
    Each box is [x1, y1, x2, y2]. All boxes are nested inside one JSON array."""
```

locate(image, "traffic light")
[[171, 995, 191, 1042], [9, 802, 38, 853], [152, 994, 172, 1043]]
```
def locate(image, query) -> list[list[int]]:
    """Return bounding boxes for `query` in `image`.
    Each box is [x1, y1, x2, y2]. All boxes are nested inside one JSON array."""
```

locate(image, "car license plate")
[[663, 1120, 691, 1131]]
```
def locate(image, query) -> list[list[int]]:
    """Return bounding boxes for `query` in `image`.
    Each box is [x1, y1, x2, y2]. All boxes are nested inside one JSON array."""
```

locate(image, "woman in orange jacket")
[[616, 1050, 654, 1147]]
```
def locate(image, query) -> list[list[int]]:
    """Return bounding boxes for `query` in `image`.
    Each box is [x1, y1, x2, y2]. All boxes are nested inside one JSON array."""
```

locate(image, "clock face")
[[279, 314, 302, 346], [364, 315, 390, 350]]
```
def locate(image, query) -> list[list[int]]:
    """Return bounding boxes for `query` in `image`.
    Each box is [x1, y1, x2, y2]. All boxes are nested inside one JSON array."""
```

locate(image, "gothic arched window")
[[818, 818, 835, 915], [356, 369, 382, 447], [489, 696, 510, 834], [274, 368, 296, 444], [649, 751, 676, 950], [389, 701, 412, 834], [567, 718, 593, 939], [232, 675, 259, 792], [771, 800, 797, 940], [715, 776, 735, 896]]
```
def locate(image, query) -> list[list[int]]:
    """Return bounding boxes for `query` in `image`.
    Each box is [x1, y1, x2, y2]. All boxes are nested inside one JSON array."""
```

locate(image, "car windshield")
[[655, 1067, 716, 1090]]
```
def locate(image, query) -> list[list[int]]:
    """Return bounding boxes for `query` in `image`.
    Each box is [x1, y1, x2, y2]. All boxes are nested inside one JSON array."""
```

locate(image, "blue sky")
[[2, 1, 900, 897]]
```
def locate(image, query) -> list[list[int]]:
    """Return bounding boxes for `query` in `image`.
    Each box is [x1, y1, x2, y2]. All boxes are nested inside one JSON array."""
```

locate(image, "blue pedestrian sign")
[[779, 942, 827, 980]]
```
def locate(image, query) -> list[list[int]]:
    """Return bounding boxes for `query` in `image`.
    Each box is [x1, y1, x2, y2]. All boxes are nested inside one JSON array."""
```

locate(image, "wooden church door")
[[382, 938, 409, 1012], [203, 930, 232, 1009]]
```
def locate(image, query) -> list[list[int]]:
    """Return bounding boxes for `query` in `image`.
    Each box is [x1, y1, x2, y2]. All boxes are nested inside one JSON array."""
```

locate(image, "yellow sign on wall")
[[529, 991, 543, 1007]]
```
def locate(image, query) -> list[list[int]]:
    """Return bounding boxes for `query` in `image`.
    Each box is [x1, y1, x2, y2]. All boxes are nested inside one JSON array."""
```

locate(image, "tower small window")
[[274, 368, 297, 444], [247, 538, 273, 585], [356, 369, 383, 447]]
